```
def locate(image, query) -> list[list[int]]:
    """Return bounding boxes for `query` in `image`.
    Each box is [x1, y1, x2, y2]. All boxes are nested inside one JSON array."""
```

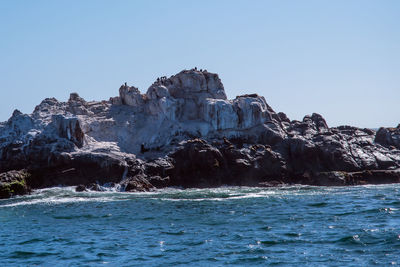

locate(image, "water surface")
[[1, 185, 400, 266]]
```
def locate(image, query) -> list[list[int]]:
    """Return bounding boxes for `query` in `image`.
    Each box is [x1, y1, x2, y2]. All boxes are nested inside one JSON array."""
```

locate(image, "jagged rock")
[[0, 68, 399, 198], [278, 112, 290, 123], [119, 84, 144, 107], [0, 170, 31, 199], [234, 95, 273, 129], [375, 126, 400, 149], [311, 171, 348, 186], [144, 158, 173, 178], [167, 139, 287, 187], [32, 97, 62, 118], [75, 184, 87, 192], [86, 183, 103, 191], [67, 93, 89, 115], [123, 174, 154, 192], [310, 113, 329, 132], [27, 151, 131, 189], [165, 70, 227, 100], [202, 99, 238, 130], [146, 84, 170, 100], [69, 93, 83, 102], [50, 115, 85, 148], [147, 175, 170, 188], [145, 85, 177, 118], [168, 139, 225, 187], [109, 96, 122, 105]]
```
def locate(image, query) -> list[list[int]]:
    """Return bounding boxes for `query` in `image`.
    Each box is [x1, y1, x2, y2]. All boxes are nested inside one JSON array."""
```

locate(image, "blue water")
[[1, 185, 400, 266]]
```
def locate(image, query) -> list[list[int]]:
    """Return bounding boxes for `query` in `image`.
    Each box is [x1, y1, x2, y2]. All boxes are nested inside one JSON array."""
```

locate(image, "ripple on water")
[[1, 184, 400, 266], [9, 251, 60, 259], [161, 230, 185, 236], [17, 238, 45, 245], [308, 202, 329, 207]]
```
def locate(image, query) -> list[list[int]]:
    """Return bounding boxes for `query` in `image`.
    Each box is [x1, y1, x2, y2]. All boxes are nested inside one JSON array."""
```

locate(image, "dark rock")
[[259, 180, 286, 187], [0, 170, 31, 199], [166, 139, 288, 187], [375, 127, 400, 149], [75, 184, 87, 192], [123, 174, 154, 192], [168, 139, 226, 187], [87, 183, 102, 191], [347, 169, 400, 185], [311, 171, 348, 186], [27, 152, 128, 189], [144, 158, 173, 178], [311, 113, 329, 132], [236, 93, 259, 98], [148, 176, 170, 188], [277, 112, 290, 123]]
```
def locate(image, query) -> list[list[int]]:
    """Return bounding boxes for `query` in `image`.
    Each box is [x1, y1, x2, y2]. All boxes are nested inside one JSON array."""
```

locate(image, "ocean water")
[[1, 185, 400, 266]]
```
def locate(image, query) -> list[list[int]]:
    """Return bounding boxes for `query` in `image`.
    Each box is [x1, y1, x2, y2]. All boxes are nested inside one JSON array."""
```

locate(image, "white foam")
[[0, 187, 131, 208], [1, 184, 400, 207]]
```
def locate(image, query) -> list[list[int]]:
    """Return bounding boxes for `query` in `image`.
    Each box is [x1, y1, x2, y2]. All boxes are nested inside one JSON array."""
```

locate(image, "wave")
[[1, 183, 399, 208]]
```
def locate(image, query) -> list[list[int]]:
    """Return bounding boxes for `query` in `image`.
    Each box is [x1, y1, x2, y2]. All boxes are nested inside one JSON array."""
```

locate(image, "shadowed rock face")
[[375, 126, 400, 149], [0, 170, 31, 199], [0, 68, 400, 196]]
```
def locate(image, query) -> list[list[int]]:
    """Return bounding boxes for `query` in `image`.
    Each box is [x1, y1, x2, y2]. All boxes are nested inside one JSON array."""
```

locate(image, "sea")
[[1, 184, 400, 266]]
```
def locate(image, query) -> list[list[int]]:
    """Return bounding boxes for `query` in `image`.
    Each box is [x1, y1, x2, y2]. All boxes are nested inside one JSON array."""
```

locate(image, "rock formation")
[[0, 170, 31, 199], [1, 68, 399, 197]]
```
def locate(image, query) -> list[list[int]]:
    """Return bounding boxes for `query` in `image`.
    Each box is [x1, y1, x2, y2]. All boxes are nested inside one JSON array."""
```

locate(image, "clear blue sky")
[[1, 0, 399, 128]]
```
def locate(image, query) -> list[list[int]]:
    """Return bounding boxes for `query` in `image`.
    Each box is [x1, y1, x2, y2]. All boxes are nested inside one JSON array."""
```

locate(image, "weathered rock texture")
[[0, 170, 31, 199], [0, 68, 399, 197]]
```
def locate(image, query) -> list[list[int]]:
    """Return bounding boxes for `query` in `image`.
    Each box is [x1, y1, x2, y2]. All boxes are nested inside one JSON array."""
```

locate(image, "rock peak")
[[149, 69, 226, 101], [119, 84, 143, 107], [12, 109, 22, 117], [68, 92, 86, 103]]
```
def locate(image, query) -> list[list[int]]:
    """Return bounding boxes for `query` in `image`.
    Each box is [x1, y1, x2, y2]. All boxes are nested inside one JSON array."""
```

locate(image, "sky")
[[0, 0, 399, 128]]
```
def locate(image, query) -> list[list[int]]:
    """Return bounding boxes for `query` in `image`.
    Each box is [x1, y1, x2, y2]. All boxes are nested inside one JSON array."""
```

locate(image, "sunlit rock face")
[[119, 85, 144, 108], [50, 115, 85, 148], [0, 69, 286, 160], [87, 69, 287, 153], [164, 70, 227, 100]]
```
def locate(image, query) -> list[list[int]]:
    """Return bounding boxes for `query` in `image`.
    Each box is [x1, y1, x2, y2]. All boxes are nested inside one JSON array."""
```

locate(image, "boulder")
[[75, 184, 87, 192], [123, 174, 154, 192], [0, 170, 31, 199], [67, 93, 90, 115], [119, 84, 144, 107], [146, 84, 170, 100], [375, 126, 400, 149], [168, 139, 226, 187], [165, 69, 227, 101]]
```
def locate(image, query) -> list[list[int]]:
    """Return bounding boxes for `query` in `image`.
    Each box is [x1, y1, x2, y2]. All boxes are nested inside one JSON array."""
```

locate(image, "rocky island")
[[1, 69, 400, 198]]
